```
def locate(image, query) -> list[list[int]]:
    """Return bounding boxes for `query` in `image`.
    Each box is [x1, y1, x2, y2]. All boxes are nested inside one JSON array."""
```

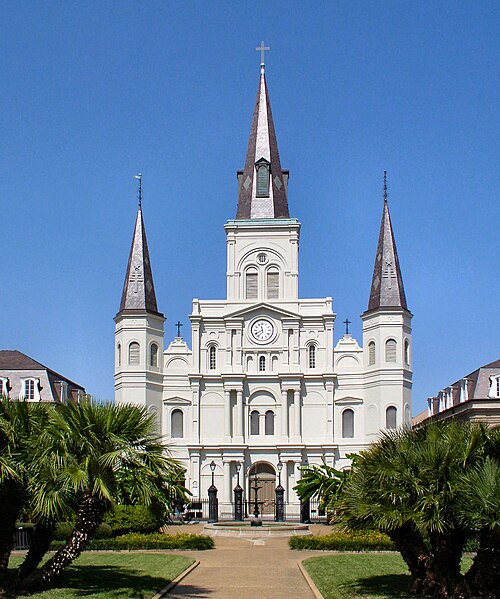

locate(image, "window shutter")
[[267, 270, 279, 299], [246, 272, 258, 299], [386, 406, 397, 429], [129, 342, 140, 365], [265, 411, 274, 435], [368, 342, 376, 365], [385, 339, 397, 363], [257, 164, 269, 196], [342, 409, 354, 438], [171, 410, 184, 438], [250, 411, 260, 435]]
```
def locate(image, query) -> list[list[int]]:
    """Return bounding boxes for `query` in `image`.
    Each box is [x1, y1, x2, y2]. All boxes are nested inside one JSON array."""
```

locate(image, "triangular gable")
[[224, 302, 299, 320]]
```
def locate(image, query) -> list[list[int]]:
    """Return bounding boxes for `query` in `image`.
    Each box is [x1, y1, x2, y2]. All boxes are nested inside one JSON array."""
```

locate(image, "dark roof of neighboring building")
[[0, 350, 85, 391], [118, 204, 162, 316], [236, 67, 289, 220], [367, 196, 408, 312]]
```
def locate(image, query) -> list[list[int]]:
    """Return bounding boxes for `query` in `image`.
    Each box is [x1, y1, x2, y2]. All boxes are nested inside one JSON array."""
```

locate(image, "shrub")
[[49, 532, 214, 551], [54, 522, 112, 541], [104, 505, 165, 535], [289, 530, 395, 551]]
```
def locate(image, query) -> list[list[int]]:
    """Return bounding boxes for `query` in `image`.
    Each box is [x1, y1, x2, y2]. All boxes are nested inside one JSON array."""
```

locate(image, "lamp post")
[[233, 462, 243, 521], [300, 456, 311, 524], [208, 460, 218, 523], [275, 459, 285, 522]]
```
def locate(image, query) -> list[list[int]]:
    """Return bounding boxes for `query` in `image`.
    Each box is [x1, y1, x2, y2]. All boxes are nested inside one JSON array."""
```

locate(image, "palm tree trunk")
[[0, 482, 22, 577], [17, 520, 55, 580], [464, 527, 500, 598], [388, 523, 430, 594], [21, 493, 109, 592], [423, 529, 466, 598]]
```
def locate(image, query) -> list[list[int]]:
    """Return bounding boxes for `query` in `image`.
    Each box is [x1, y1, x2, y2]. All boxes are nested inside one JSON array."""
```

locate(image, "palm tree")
[[337, 421, 495, 597], [294, 460, 349, 516], [0, 398, 50, 582], [21, 399, 182, 592]]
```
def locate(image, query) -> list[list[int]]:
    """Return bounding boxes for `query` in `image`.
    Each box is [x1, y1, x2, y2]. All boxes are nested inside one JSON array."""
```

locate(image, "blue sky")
[[1, 1, 498, 415]]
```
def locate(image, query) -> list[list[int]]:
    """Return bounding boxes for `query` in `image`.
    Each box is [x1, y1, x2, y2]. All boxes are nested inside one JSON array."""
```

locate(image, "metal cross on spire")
[[383, 170, 388, 203], [134, 173, 142, 208], [175, 321, 183, 338], [343, 318, 351, 335], [256, 40, 270, 71]]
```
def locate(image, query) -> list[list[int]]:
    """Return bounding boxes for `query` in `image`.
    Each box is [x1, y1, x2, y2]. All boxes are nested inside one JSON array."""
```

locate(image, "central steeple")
[[236, 63, 290, 220]]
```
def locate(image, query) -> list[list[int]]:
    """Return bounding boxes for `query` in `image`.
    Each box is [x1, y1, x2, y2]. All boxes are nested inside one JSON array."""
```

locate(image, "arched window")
[[171, 409, 183, 438], [246, 268, 258, 299], [250, 410, 260, 435], [259, 356, 266, 372], [342, 409, 354, 438], [265, 410, 275, 435], [117, 343, 121, 367], [385, 339, 397, 363], [368, 342, 376, 366], [150, 343, 158, 367], [309, 345, 316, 369], [404, 339, 410, 365], [209, 345, 216, 370], [386, 406, 397, 429], [267, 269, 279, 299], [128, 342, 140, 365]]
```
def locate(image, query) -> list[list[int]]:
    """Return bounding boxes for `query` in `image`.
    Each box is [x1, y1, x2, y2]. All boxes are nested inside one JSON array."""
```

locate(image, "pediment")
[[163, 396, 191, 406], [224, 302, 299, 320], [334, 395, 364, 405]]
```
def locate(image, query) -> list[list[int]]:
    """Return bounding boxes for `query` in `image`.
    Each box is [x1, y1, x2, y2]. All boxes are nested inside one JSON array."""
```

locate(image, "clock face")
[[251, 319, 274, 342]]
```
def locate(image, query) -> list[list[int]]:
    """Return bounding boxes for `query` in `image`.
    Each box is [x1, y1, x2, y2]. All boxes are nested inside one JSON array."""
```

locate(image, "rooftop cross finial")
[[256, 40, 270, 73], [175, 321, 183, 338], [134, 173, 142, 208], [383, 170, 388, 203], [343, 318, 351, 335]]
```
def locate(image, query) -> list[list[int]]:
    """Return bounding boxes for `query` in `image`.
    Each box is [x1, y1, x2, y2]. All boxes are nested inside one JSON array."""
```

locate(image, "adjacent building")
[[114, 62, 413, 518], [414, 359, 500, 427], [0, 350, 85, 403]]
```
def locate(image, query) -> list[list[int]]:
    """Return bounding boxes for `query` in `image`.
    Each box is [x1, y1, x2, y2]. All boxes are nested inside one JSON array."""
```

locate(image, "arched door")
[[248, 462, 276, 515]]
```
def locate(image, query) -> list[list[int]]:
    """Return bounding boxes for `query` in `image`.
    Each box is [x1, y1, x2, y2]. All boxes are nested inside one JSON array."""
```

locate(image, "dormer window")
[[489, 374, 500, 398], [255, 158, 270, 197]]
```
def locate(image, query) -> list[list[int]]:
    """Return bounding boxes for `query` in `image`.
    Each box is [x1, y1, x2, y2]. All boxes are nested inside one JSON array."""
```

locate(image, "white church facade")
[[114, 62, 412, 519]]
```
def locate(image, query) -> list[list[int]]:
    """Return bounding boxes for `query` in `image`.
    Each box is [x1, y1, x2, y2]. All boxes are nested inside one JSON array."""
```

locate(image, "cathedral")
[[114, 61, 413, 519]]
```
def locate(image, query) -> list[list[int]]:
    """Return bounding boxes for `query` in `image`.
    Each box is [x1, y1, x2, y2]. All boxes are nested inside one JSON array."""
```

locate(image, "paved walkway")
[[164, 523, 327, 599]]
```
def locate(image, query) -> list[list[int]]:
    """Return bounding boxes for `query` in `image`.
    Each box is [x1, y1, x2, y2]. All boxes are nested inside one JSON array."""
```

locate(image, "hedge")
[[54, 522, 112, 540], [103, 505, 165, 535], [289, 530, 395, 551], [49, 532, 214, 551]]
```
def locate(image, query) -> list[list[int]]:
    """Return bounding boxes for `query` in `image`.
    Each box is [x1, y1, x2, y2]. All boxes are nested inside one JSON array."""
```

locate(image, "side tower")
[[361, 173, 412, 433], [114, 183, 165, 413]]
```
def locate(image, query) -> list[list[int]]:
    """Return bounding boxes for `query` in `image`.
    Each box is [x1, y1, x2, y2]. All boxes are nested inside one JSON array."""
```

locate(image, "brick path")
[[164, 523, 325, 598]]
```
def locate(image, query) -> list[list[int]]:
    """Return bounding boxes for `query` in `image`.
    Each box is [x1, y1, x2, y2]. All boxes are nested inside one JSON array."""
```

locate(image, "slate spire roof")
[[118, 204, 161, 316], [236, 65, 290, 219], [367, 174, 408, 311]]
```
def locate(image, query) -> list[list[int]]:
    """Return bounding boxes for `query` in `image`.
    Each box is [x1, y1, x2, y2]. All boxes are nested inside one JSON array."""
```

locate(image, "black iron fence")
[[13, 527, 32, 550], [309, 498, 327, 523]]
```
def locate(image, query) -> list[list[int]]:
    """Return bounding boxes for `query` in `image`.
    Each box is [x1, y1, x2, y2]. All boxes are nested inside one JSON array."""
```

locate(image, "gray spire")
[[367, 175, 408, 311], [236, 67, 289, 219], [118, 204, 161, 316]]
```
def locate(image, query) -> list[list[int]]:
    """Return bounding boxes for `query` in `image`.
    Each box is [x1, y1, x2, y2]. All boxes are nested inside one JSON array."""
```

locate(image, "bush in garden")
[[49, 532, 214, 551], [103, 505, 165, 535], [289, 530, 395, 551]]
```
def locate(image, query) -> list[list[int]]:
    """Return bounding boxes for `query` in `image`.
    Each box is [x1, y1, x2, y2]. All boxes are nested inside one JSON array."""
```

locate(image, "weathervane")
[[383, 170, 388, 203], [134, 173, 142, 208], [256, 40, 270, 72]]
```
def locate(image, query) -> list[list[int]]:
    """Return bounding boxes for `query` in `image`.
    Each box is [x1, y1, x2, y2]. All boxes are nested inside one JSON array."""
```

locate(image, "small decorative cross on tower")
[[383, 170, 388, 203], [175, 321, 183, 338], [343, 318, 351, 335], [256, 40, 270, 69]]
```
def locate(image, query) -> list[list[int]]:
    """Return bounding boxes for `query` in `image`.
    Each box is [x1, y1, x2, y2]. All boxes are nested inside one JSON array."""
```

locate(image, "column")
[[293, 328, 299, 365], [281, 389, 288, 438], [235, 390, 243, 438], [223, 461, 231, 504], [224, 390, 231, 438], [294, 389, 301, 439], [192, 387, 200, 442]]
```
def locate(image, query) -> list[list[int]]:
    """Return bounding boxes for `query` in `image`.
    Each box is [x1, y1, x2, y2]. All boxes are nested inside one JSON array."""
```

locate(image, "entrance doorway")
[[248, 462, 276, 515]]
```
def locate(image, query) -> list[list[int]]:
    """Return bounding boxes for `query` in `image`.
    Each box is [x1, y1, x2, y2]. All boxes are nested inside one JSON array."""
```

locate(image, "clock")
[[251, 319, 274, 342]]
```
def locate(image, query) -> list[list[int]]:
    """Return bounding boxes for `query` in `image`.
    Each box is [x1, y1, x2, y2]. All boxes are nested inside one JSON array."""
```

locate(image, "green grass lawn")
[[7, 553, 195, 599], [302, 554, 473, 599]]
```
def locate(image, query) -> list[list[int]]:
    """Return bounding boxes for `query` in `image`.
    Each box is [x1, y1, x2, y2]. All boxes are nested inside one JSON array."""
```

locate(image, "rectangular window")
[[267, 271, 279, 299], [24, 379, 35, 400], [246, 272, 258, 299], [256, 165, 269, 196]]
